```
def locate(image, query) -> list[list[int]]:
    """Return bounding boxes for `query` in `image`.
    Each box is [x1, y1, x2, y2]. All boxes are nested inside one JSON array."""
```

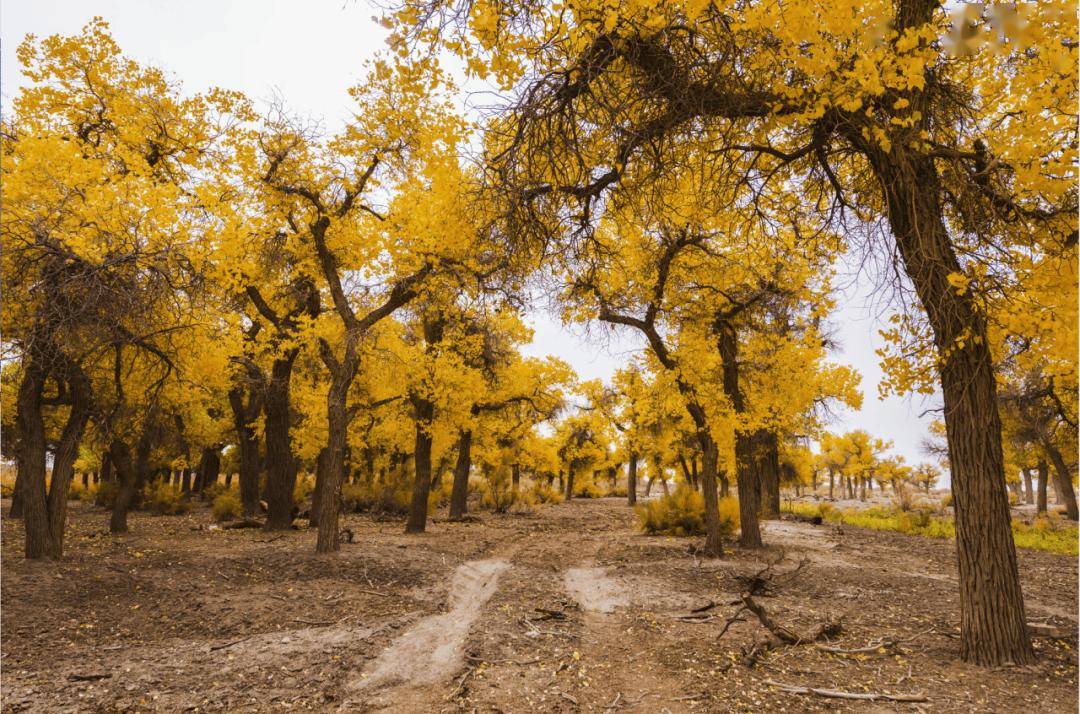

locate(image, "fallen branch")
[[691, 600, 717, 613], [532, 607, 568, 621], [446, 666, 475, 700], [68, 673, 111, 682], [672, 692, 708, 701], [764, 679, 928, 703]]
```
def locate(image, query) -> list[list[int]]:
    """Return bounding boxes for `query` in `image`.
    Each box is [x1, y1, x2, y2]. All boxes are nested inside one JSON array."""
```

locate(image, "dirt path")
[[2, 497, 1077, 712]]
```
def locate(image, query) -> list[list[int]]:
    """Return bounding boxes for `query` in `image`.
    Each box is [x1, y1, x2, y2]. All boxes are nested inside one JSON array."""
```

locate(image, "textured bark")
[[858, 131, 1031, 665], [14, 354, 46, 548], [448, 429, 472, 520], [196, 446, 221, 499], [109, 440, 138, 534], [310, 447, 329, 529], [1021, 468, 1034, 506], [315, 348, 357, 552], [512, 463, 521, 491], [1043, 441, 1077, 520], [627, 452, 638, 506], [264, 352, 299, 531], [405, 398, 435, 533], [564, 467, 576, 500], [697, 433, 723, 557]]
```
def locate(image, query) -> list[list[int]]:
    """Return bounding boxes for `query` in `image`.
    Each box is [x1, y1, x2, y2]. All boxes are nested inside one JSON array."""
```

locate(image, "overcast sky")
[[1, 0, 943, 470]]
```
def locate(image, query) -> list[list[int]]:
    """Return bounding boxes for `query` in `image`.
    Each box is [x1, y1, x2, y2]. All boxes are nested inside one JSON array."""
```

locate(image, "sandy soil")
[[2, 497, 1077, 712]]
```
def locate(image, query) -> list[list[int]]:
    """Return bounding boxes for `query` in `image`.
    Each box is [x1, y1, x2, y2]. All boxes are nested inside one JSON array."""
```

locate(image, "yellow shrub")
[[212, 490, 242, 521], [293, 474, 315, 505], [635, 486, 740, 539], [144, 481, 192, 515], [340, 480, 412, 515], [530, 480, 564, 505]]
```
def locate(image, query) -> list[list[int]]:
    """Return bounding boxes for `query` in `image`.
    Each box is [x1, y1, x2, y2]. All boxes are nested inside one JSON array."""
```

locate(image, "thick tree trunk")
[[449, 429, 472, 520], [264, 353, 299, 531], [14, 354, 47, 550], [1022, 468, 1034, 506], [862, 136, 1031, 664], [627, 452, 638, 506], [181, 468, 192, 494], [109, 440, 138, 534], [315, 349, 359, 552], [1036, 461, 1049, 514], [405, 399, 435, 533], [1043, 441, 1077, 520], [564, 467, 576, 500]]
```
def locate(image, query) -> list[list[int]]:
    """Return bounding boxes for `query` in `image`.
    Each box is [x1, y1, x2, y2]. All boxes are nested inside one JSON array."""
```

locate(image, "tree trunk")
[[449, 429, 472, 520], [512, 463, 521, 492], [315, 351, 357, 552], [758, 432, 780, 519], [405, 398, 435, 533], [1042, 441, 1076, 520], [264, 352, 299, 531], [310, 447, 329, 528], [228, 383, 263, 518], [1022, 468, 1034, 506], [109, 440, 138, 534], [44, 363, 92, 558], [564, 467, 576, 500], [1035, 461, 1049, 514], [14, 353, 46, 549], [196, 446, 221, 499], [627, 452, 638, 506], [828, 469, 835, 499], [644, 476, 654, 497], [858, 129, 1031, 664], [719, 472, 729, 498], [181, 468, 192, 494], [698, 434, 723, 557], [715, 319, 761, 548]]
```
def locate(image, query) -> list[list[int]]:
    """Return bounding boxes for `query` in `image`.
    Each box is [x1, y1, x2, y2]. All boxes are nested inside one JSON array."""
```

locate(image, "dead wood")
[[764, 679, 929, 702]]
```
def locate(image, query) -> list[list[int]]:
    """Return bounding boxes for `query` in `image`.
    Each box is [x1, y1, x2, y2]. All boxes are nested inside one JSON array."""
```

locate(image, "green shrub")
[[212, 490, 242, 521], [144, 481, 192, 515]]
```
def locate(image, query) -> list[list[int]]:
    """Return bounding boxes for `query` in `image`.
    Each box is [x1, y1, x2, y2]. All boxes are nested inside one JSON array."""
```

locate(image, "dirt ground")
[[2, 497, 1077, 713]]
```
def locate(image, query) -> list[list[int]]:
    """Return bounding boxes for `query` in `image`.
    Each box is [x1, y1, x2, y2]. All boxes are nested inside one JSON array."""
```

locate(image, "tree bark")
[[228, 382, 263, 518], [564, 467, 576, 500], [449, 429, 472, 520], [405, 398, 435, 533], [512, 463, 521, 492], [627, 452, 638, 506], [858, 131, 1031, 664], [14, 353, 46, 549], [1036, 461, 1049, 514], [44, 363, 92, 558], [264, 351, 299, 531], [109, 440, 138, 534], [1042, 441, 1077, 520], [196, 446, 221, 499], [715, 318, 761, 548], [315, 347, 357, 552], [1022, 468, 1034, 506]]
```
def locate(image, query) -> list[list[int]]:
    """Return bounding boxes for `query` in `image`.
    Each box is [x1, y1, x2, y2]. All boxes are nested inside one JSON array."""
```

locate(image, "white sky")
[[1, 0, 942, 471]]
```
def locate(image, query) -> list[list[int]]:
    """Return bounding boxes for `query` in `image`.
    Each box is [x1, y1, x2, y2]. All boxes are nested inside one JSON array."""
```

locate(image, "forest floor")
[[2, 496, 1077, 713]]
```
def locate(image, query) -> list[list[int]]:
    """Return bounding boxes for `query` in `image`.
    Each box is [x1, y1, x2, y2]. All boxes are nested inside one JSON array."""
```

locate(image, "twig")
[[765, 679, 928, 702], [294, 618, 335, 626], [559, 691, 579, 705], [358, 588, 390, 598], [465, 654, 540, 666], [446, 666, 475, 700], [691, 600, 717, 613], [209, 636, 253, 652], [672, 692, 708, 701], [603, 692, 622, 712]]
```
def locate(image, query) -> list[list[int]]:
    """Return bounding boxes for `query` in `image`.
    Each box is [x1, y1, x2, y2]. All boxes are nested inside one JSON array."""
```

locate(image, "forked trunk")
[[45, 363, 92, 558]]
